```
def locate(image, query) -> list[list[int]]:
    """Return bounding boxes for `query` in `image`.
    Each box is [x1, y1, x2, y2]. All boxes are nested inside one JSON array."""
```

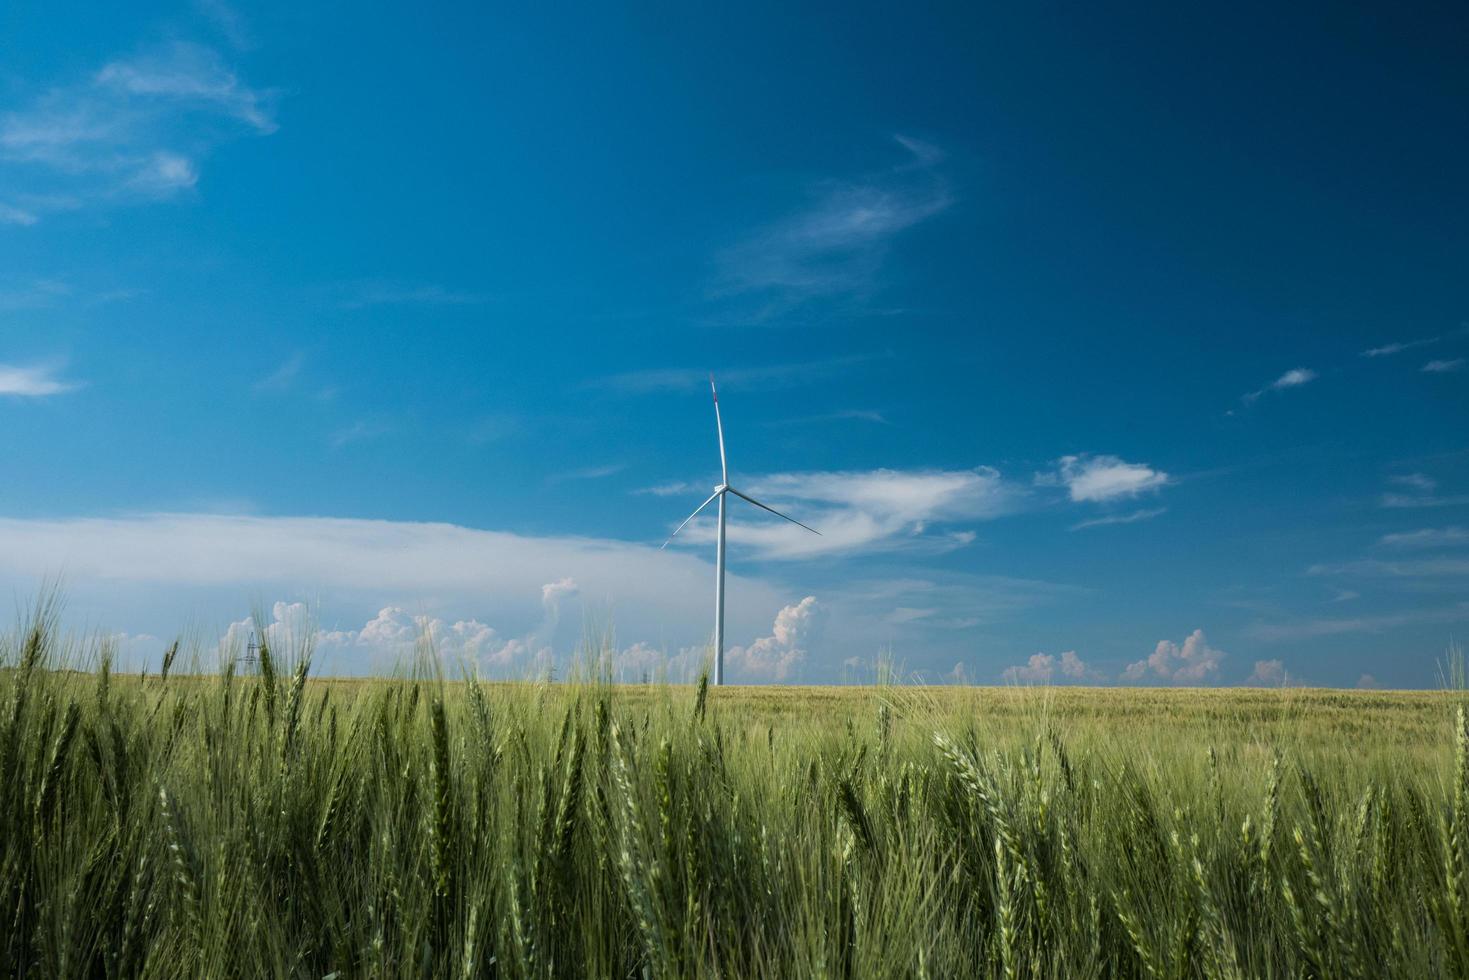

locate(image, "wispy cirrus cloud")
[[1241, 367, 1317, 405], [1423, 358, 1465, 374], [595, 352, 883, 394], [334, 280, 490, 310], [0, 362, 83, 397], [331, 420, 397, 448], [550, 464, 626, 482], [1362, 337, 1440, 358], [711, 135, 951, 320], [253, 351, 305, 392], [1380, 473, 1469, 509], [635, 481, 698, 497], [1378, 527, 1469, 549], [1308, 558, 1469, 577], [1069, 507, 1166, 531], [0, 41, 277, 221], [0, 278, 70, 310], [766, 409, 889, 427], [1249, 603, 1469, 641]]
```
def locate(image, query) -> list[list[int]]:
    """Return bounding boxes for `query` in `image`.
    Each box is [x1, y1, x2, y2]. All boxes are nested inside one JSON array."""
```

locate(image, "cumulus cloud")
[[0, 362, 83, 397], [1245, 659, 1288, 686], [0, 40, 276, 220], [1043, 455, 1168, 503], [541, 577, 579, 610], [1122, 629, 1225, 684], [224, 601, 526, 673], [595, 641, 709, 684], [0, 511, 789, 674], [671, 466, 1017, 559], [1001, 650, 1098, 684], [726, 596, 823, 681]]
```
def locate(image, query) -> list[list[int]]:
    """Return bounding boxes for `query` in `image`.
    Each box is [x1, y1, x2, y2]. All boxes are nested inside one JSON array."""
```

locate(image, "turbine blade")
[[726, 487, 821, 535], [710, 373, 728, 484], [661, 489, 723, 549]]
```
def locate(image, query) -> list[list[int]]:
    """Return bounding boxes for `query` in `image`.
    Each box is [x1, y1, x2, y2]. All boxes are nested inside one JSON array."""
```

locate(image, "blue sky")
[[2, 1, 1466, 685]]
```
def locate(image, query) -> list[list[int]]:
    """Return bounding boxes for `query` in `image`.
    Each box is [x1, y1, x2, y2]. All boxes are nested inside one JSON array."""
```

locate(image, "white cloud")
[[0, 41, 275, 220], [227, 602, 525, 672], [1380, 474, 1469, 509], [128, 151, 198, 193], [767, 409, 888, 426], [0, 512, 790, 673], [0, 362, 83, 397], [1382, 493, 1469, 509], [636, 481, 697, 497], [196, 0, 254, 50], [1245, 659, 1288, 686], [552, 464, 625, 482], [1378, 527, 1469, 549], [1070, 507, 1166, 531], [712, 135, 951, 318], [541, 577, 579, 613], [0, 279, 71, 311], [1423, 359, 1465, 374], [0, 203, 38, 225], [1248, 603, 1469, 641], [331, 421, 396, 448], [1241, 367, 1318, 405], [837, 574, 1081, 633], [595, 641, 708, 684], [1357, 674, 1381, 689], [1044, 455, 1169, 503], [94, 43, 275, 131], [1122, 629, 1225, 684], [1391, 473, 1438, 492], [597, 352, 881, 395], [1001, 650, 1098, 684], [671, 466, 1017, 559], [1308, 559, 1469, 577], [1363, 338, 1436, 357], [253, 351, 305, 392], [726, 596, 822, 681], [1273, 368, 1317, 389]]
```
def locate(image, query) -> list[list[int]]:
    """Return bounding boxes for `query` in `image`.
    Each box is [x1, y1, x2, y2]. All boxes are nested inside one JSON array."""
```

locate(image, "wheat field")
[[2, 613, 1466, 978]]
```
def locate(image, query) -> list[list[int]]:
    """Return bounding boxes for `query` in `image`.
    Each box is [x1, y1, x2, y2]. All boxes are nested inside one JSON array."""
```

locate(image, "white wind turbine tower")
[[663, 375, 820, 685]]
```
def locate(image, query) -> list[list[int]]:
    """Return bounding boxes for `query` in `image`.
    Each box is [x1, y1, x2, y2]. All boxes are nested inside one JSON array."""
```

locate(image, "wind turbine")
[[663, 375, 820, 685]]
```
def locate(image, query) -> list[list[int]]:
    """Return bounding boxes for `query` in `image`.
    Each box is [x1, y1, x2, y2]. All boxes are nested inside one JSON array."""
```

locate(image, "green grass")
[[2, 614, 1467, 977]]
